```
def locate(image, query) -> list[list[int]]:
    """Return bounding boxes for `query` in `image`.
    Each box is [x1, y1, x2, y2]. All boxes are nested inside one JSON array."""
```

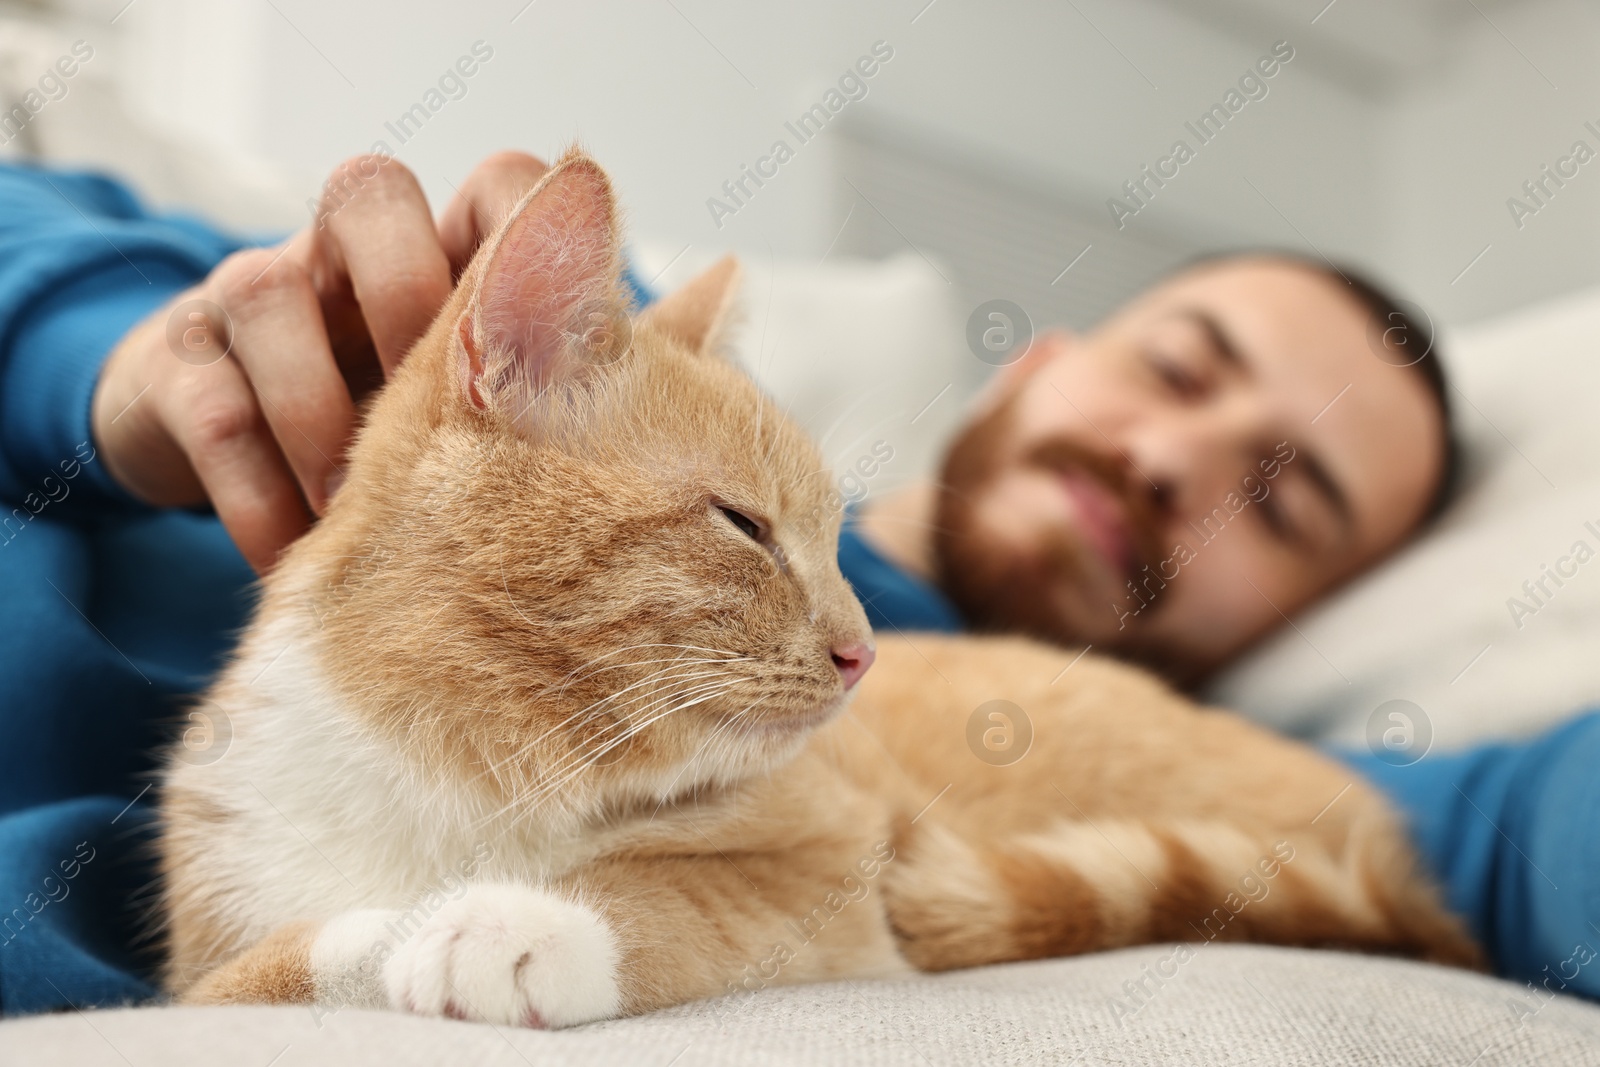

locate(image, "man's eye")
[[1147, 353, 1202, 397], [1257, 495, 1301, 544], [718, 506, 765, 542]]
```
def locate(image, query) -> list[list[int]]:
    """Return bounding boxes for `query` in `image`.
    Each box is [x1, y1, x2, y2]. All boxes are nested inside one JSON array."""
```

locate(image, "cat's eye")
[[717, 505, 766, 542]]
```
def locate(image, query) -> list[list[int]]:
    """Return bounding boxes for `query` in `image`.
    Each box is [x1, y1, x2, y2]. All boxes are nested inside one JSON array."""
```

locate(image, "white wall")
[[1380, 0, 1600, 323], [102, 0, 1386, 251], [20, 0, 1600, 326]]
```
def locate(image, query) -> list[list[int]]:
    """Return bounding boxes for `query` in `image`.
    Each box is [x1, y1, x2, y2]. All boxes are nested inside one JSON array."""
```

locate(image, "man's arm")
[[0, 163, 243, 515], [1338, 712, 1600, 1000]]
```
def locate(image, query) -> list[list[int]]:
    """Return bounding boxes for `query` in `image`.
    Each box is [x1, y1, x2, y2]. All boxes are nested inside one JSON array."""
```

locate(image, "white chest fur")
[[164, 605, 593, 942]]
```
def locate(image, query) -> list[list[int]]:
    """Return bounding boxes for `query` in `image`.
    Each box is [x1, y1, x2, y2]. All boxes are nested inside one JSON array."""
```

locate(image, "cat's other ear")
[[640, 255, 742, 357], [458, 152, 631, 415]]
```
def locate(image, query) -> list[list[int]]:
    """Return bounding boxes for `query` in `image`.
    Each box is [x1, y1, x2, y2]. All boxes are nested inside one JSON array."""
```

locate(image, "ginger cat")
[[159, 150, 1479, 1027]]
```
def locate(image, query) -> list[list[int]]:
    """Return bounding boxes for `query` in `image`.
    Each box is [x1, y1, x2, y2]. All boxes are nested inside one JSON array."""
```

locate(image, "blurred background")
[[4, 0, 1596, 323], [5, 0, 1600, 740]]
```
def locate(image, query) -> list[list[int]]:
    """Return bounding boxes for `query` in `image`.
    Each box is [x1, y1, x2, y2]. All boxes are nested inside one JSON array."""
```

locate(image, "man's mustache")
[[1021, 438, 1166, 585]]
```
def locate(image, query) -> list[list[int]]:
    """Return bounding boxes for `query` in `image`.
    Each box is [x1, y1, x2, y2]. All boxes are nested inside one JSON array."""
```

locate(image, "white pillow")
[[1206, 286, 1600, 751], [632, 245, 978, 498]]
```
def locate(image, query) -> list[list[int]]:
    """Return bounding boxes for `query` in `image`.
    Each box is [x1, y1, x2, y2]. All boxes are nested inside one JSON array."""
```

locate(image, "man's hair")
[[1183, 250, 1460, 523]]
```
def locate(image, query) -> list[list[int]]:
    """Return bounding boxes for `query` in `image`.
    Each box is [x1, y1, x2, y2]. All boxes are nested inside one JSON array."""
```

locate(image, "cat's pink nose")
[[831, 641, 876, 690]]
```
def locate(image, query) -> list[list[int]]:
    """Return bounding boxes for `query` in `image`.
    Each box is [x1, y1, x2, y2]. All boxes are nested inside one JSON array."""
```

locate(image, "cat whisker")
[[526, 659, 743, 738], [547, 663, 733, 729], [564, 674, 745, 757], [517, 681, 745, 817], [507, 665, 746, 765], [547, 654, 753, 700], [469, 674, 749, 828], [555, 641, 748, 674], [648, 703, 759, 823], [538, 643, 751, 701]]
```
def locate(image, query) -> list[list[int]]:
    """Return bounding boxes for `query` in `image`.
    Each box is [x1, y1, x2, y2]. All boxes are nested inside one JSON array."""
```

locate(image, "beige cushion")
[[6, 945, 1598, 1066]]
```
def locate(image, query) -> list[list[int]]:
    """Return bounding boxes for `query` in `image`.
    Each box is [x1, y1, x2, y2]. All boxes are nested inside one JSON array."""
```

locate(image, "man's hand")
[[90, 150, 549, 573]]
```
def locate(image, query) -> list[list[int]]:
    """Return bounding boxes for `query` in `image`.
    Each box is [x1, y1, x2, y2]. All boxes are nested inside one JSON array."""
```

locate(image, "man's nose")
[[1124, 405, 1265, 519]]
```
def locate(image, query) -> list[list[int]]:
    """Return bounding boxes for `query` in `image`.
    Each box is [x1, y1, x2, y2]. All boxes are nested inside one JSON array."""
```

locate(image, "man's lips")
[[1056, 467, 1137, 584]]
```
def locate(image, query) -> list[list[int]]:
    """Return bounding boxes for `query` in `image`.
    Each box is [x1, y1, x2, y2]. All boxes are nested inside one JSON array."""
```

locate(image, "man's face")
[[933, 257, 1445, 682]]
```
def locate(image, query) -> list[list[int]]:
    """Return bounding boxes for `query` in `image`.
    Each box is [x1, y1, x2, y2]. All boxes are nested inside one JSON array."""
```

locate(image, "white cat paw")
[[382, 883, 621, 1028]]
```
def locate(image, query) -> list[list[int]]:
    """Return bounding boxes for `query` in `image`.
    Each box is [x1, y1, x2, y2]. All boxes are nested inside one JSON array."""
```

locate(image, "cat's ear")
[[640, 255, 742, 357], [457, 153, 632, 415]]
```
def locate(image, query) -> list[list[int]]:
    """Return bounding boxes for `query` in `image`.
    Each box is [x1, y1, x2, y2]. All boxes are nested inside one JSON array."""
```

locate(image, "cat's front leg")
[[184, 884, 623, 1028]]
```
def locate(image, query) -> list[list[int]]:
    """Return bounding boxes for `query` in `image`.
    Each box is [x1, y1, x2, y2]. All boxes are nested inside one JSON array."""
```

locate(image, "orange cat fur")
[[158, 151, 1479, 1028]]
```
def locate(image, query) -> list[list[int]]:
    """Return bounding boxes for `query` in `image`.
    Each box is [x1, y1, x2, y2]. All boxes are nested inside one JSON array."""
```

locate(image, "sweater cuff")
[[0, 260, 192, 511]]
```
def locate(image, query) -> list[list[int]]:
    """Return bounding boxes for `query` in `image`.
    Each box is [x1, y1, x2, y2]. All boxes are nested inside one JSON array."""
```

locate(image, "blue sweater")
[[0, 165, 257, 1011], [0, 162, 1594, 1015]]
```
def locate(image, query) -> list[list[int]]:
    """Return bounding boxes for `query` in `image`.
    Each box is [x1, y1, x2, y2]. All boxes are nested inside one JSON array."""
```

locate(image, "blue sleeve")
[[1335, 712, 1600, 1002], [0, 163, 247, 513], [621, 252, 653, 310]]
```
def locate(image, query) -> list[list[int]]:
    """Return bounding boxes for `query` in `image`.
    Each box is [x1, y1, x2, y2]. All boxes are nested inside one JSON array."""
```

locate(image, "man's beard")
[[931, 390, 1163, 650]]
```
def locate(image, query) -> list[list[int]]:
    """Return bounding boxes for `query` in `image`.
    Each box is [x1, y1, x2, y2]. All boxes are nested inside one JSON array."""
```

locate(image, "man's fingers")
[[162, 356, 310, 574], [212, 248, 353, 517], [439, 150, 550, 274], [315, 154, 453, 376]]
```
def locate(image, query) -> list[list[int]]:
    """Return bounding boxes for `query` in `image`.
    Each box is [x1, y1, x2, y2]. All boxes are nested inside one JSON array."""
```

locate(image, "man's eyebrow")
[[1296, 447, 1355, 536], [1172, 307, 1250, 373]]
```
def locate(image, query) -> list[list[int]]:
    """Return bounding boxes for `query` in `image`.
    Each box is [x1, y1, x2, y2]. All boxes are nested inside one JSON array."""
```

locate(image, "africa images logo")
[[705, 40, 895, 229], [1105, 40, 1295, 230], [1112, 442, 1296, 629], [1505, 122, 1600, 230]]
